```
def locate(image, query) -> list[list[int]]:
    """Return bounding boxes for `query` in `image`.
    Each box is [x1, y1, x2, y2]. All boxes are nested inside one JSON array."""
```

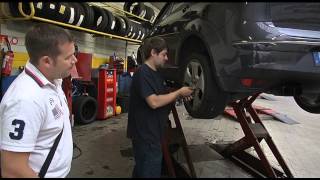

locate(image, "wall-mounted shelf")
[[1, 2, 143, 44]]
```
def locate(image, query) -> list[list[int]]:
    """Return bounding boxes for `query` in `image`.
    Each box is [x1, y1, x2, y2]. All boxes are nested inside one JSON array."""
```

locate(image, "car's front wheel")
[[294, 93, 320, 113], [182, 53, 229, 119]]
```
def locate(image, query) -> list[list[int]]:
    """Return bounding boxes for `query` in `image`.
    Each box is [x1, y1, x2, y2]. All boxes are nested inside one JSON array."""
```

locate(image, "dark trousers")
[[131, 139, 163, 178]]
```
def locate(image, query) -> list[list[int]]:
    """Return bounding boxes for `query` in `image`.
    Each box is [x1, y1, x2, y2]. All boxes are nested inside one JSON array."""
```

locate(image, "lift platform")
[[161, 104, 197, 178], [212, 93, 294, 178]]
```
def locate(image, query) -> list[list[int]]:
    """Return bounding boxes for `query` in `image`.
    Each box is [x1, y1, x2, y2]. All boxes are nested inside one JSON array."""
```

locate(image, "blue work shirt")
[[127, 63, 171, 144]]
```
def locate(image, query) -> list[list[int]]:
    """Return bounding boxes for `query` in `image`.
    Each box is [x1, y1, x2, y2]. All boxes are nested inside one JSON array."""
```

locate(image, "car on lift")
[[137, 2, 320, 118]]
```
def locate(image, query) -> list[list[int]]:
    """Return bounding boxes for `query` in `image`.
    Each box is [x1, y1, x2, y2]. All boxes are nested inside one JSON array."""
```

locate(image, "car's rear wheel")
[[183, 53, 229, 119], [294, 93, 320, 113]]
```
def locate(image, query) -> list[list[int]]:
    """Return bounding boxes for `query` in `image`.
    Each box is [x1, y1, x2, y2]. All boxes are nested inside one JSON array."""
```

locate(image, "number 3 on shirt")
[[9, 119, 25, 140]]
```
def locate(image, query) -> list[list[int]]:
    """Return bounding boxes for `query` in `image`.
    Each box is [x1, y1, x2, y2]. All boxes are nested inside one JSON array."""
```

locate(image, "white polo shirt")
[[0, 61, 73, 178]]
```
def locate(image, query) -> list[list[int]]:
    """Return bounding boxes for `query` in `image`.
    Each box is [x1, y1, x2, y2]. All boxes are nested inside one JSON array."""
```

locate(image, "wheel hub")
[[184, 60, 205, 110]]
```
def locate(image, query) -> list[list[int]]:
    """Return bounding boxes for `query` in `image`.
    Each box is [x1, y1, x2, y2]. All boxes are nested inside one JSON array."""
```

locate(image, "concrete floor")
[[67, 94, 320, 178]]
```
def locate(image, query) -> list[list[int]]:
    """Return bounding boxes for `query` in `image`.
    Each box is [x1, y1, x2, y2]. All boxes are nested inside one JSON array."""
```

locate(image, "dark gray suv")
[[138, 2, 320, 118]]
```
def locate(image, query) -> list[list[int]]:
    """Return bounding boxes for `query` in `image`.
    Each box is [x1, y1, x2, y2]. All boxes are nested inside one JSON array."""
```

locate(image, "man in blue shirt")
[[127, 36, 194, 178]]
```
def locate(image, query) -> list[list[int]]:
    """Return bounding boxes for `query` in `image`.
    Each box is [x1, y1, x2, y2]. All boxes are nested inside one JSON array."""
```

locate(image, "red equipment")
[[75, 52, 92, 81], [1, 50, 14, 76], [97, 68, 117, 120], [1, 35, 14, 76]]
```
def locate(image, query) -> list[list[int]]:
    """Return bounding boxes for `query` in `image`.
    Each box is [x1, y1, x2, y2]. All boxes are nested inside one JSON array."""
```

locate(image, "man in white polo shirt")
[[0, 23, 77, 178]]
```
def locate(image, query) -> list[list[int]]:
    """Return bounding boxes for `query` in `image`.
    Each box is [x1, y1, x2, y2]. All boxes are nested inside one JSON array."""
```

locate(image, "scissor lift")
[[212, 93, 294, 178], [161, 104, 197, 178]]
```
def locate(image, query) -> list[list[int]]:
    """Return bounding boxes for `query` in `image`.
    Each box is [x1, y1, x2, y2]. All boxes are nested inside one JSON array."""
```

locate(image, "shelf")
[[1, 2, 143, 44]]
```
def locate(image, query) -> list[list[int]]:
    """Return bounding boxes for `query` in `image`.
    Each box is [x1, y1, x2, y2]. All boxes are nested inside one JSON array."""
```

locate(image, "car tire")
[[68, 3, 81, 26], [182, 53, 229, 119], [114, 15, 127, 36], [43, 2, 60, 21], [294, 94, 320, 113], [125, 19, 133, 37], [132, 3, 146, 17], [80, 3, 95, 29], [144, 5, 155, 22], [33, 2, 45, 17], [129, 3, 146, 22], [92, 6, 109, 32], [72, 95, 98, 124], [121, 16, 131, 37], [123, 2, 135, 13], [9, 2, 34, 17], [70, 3, 85, 27], [128, 20, 139, 39], [55, 3, 71, 23], [103, 9, 116, 34]]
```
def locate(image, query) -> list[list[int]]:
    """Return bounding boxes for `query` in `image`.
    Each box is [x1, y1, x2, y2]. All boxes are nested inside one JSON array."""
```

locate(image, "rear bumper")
[[239, 50, 320, 83], [220, 47, 320, 94]]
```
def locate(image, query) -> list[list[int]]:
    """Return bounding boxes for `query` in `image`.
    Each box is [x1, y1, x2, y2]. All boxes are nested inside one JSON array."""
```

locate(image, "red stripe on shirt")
[[25, 68, 44, 87]]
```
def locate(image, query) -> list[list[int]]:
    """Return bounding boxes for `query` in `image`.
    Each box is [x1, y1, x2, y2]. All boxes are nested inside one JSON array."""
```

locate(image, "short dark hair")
[[25, 23, 74, 65], [142, 36, 168, 59]]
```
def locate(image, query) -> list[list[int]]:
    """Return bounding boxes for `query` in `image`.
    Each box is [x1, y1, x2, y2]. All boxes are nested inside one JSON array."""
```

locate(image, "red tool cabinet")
[[97, 68, 117, 120]]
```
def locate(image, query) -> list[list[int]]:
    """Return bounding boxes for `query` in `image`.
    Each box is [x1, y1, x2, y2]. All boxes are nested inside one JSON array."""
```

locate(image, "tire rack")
[[88, 2, 152, 73], [2, 2, 143, 44], [2, 2, 146, 73]]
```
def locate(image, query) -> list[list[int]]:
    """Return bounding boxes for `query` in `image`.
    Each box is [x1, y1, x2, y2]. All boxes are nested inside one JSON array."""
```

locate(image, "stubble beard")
[[56, 68, 71, 80], [156, 59, 166, 69]]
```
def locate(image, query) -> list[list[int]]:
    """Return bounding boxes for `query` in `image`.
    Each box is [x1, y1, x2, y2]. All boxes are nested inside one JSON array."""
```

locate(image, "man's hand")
[[178, 86, 194, 97], [145, 86, 194, 109]]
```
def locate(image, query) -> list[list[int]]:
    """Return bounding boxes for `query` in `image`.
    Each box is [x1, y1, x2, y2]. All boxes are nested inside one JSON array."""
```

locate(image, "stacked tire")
[[123, 2, 156, 23], [7, 2, 150, 40], [8, 2, 37, 17], [123, 2, 154, 40]]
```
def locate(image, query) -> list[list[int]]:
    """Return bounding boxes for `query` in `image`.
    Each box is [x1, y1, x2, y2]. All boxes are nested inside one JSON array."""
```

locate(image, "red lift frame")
[[213, 93, 294, 178]]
